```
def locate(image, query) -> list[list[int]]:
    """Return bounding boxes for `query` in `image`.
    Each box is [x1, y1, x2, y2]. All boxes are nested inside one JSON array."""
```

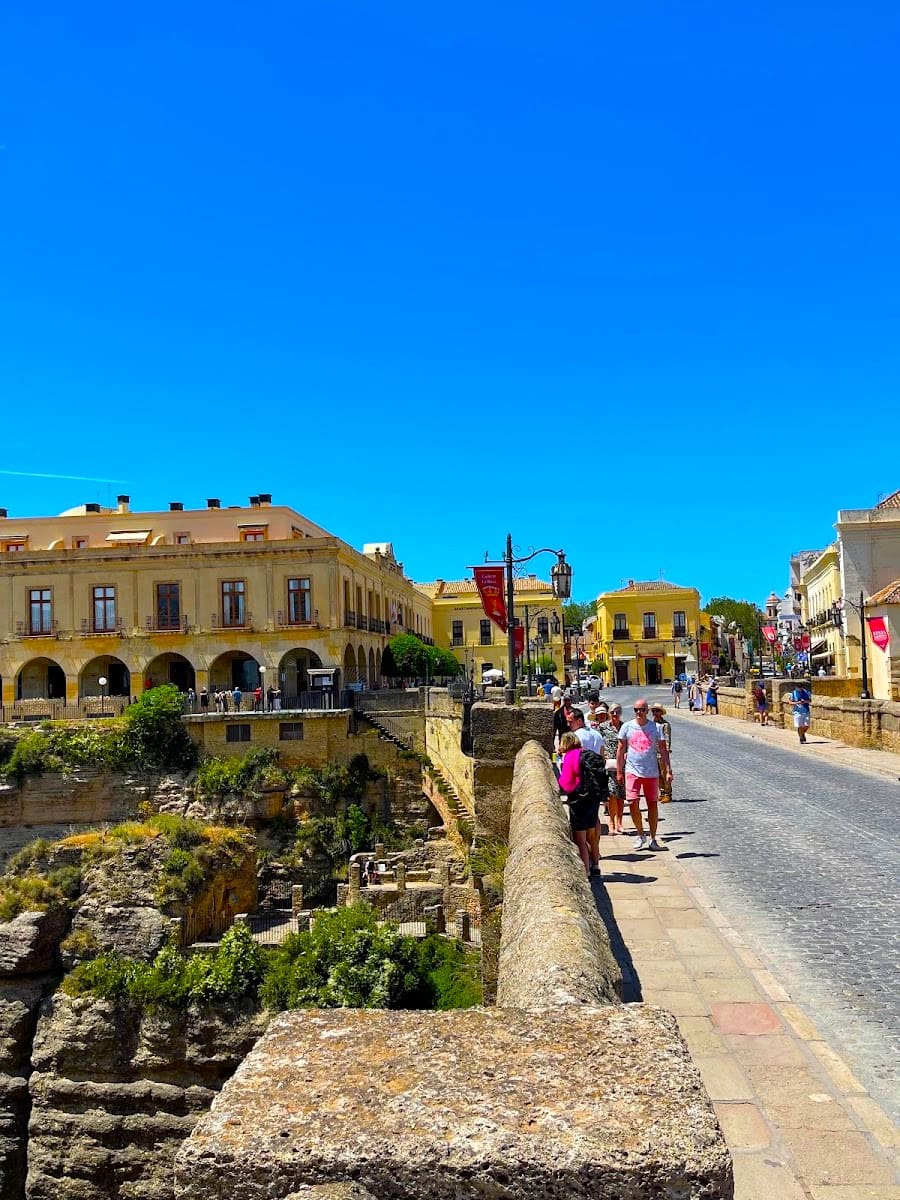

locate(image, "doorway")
[[614, 661, 629, 686], [645, 659, 662, 685]]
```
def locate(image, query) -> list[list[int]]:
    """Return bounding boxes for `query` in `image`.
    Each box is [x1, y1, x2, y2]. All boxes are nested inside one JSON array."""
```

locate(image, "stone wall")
[[423, 690, 474, 817], [0, 769, 180, 833], [468, 700, 554, 840], [497, 741, 621, 1008], [719, 681, 900, 752]]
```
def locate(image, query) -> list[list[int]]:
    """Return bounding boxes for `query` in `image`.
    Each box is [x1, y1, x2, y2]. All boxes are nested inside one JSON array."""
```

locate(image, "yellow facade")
[[597, 581, 702, 686], [0, 496, 432, 711], [798, 544, 845, 676], [420, 578, 564, 683]]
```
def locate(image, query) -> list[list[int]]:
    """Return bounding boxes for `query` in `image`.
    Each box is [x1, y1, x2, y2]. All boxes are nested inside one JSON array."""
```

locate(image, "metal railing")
[[210, 611, 253, 630], [1, 697, 131, 722], [145, 615, 191, 633], [612, 629, 630, 640], [15, 620, 60, 638]]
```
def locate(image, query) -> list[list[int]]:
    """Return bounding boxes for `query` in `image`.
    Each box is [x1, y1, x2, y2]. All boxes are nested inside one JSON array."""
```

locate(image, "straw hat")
[[651, 703, 667, 716]]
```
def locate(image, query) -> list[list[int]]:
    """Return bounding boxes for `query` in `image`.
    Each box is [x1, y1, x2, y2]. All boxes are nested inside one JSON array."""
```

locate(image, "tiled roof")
[[869, 579, 900, 605], [605, 580, 689, 593], [875, 489, 900, 510], [418, 577, 554, 598]]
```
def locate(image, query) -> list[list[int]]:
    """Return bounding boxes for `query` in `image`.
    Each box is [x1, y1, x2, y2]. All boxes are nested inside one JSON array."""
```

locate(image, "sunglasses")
[[634, 706, 648, 713]]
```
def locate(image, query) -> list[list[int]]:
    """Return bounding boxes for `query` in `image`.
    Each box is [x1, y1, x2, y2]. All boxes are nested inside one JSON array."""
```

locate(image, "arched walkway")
[[343, 644, 357, 686], [278, 648, 323, 698], [144, 652, 196, 693], [80, 655, 130, 698], [367, 647, 376, 688], [357, 646, 366, 688], [208, 651, 261, 692], [17, 657, 66, 700], [376, 648, 382, 685]]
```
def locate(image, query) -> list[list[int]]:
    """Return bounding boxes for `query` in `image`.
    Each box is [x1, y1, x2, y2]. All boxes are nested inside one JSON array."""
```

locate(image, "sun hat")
[[596, 702, 609, 712], [651, 703, 667, 715]]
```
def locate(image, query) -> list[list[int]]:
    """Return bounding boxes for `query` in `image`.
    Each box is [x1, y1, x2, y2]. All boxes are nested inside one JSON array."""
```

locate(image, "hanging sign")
[[473, 567, 508, 632], [761, 625, 777, 644], [866, 616, 890, 652], [513, 626, 525, 657], [700, 641, 710, 659]]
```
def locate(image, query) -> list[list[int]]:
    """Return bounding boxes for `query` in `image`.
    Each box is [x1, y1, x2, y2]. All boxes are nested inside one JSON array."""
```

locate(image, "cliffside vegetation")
[[0, 685, 197, 781], [63, 906, 481, 1012]]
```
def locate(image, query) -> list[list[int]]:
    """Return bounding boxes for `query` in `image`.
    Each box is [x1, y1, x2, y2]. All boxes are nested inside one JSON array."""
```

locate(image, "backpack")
[[673, 681, 683, 692], [577, 749, 609, 803]]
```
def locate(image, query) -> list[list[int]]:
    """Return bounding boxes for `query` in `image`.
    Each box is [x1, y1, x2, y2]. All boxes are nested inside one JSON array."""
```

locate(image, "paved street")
[[605, 684, 900, 1124]]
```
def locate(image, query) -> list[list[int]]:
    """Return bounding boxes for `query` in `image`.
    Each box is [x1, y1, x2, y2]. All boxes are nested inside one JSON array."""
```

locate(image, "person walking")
[[199, 686, 209, 714], [688, 678, 700, 712], [705, 677, 719, 715], [670, 678, 683, 709], [553, 694, 576, 751], [565, 707, 605, 865], [753, 680, 768, 725], [557, 731, 603, 877], [650, 703, 673, 801], [616, 698, 673, 852], [232, 685, 242, 712], [788, 678, 812, 743], [599, 703, 625, 834]]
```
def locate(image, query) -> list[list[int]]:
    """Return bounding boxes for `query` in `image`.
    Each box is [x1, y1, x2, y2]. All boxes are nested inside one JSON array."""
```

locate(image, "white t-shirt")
[[574, 725, 604, 754]]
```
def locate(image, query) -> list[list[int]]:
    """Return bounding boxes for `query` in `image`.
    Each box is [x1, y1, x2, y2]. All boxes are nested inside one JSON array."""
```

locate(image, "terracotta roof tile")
[[605, 580, 689, 593], [875, 489, 900, 510], [869, 579, 900, 605], [418, 577, 554, 598]]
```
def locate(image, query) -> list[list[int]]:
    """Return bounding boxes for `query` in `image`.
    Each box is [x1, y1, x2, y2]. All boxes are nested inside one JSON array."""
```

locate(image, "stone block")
[[0, 909, 68, 977], [175, 1006, 733, 1200]]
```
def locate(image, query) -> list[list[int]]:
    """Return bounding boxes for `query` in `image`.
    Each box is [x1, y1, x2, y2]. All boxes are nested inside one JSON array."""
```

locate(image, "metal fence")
[[247, 913, 304, 945], [1, 698, 131, 722], [180, 909, 236, 946]]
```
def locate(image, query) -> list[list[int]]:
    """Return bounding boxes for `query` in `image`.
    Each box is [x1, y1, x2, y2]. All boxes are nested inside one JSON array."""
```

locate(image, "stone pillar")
[[291, 885, 304, 916], [440, 860, 451, 908], [336, 883, 349, 908], [374, 842, 385, 861], [349, 862, 361, 903], [233, 913, 249, 927], [395, 863, 406, 893], [456, 909, 471, 942], [424, 903, 445, 934]]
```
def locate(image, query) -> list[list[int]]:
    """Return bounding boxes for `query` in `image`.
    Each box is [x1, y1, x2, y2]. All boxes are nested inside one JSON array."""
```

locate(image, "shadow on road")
[[676, 851, 720, 859], [592, 877, 643, 1002]]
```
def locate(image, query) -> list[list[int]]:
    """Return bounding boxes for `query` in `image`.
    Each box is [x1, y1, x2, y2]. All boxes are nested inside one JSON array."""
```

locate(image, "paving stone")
[[779, 1002, 822, 1041], [669, 928, 729, 956], [694, 1055, 755, 1101], [657, 907, 709, 929], [808, 1189, 900, 1199], [698, 977, 765, 1004], [711, 1002, 782, 1035], [713, 1102, 772, 1150], [809, 1040, 868, 1094], [730, 1152, 808, 1200], [641, 989, 710, 1017], [675, 1015, 728, 1056], [781, 1130, 898, 1186], [725, 1034, 809, 1068], [847, 1097, 900, 1149], [681, 954, 746, 979], [767, 1097, 858, 1132]]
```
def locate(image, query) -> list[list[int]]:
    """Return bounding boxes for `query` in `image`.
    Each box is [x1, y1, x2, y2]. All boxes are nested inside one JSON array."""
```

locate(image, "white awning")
[[106, 530, 151, 544], [810, 638, 828, 652], [613, 655, 635, 661], [307, 668, 336, 678]]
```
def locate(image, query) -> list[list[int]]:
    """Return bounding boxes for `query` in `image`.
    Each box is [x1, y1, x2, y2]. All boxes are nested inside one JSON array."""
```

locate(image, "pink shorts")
[[625, 774, 659, 804]]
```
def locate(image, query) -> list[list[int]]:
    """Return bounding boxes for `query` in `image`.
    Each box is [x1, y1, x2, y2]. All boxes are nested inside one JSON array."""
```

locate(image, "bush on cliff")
[[121, 685, 198, 771], [196, 747, 282, 796]]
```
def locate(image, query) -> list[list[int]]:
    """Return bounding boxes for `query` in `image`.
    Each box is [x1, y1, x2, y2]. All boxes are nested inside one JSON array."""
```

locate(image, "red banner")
[[513, 626, 525, 657], [761, 625, 777, 645], [800, 632, 811, 651], [473, 567, 507, 632], [699, 641, 710, 660], [866, 616, 890, 652]]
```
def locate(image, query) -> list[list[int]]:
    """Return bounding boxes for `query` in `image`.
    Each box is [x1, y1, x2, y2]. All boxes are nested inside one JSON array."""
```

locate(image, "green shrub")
[[5, 731, 56, 780], [60, 926, 100, 960], [7, 838, 51, 873], [155, 847, 207, 903], [196, 747, 282, 796], [0, 874, 66, 921], [47, 865, 82, 900], [122, 685, 198, 771], [468, 839, 508, 880], [417, 935, 483, 1009]]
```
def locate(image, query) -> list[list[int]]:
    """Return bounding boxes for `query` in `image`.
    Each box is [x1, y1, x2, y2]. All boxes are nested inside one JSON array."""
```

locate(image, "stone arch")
[[143, 652, 196, 693], [278, 647, 323, 698], [208, 651, 261, 692], [357, 646, 366, 687], [343, 644, 357, 685], [367, 647, 376, 688], [79, 655, 131, 698], [16, 656, 66, 700], [376, 648, 382, 683]]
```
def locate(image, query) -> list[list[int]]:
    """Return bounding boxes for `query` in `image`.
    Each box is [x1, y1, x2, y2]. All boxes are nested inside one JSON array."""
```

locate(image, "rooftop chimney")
[[0, 508, 7, 519], [207, 498, 221, 509], [85, 503, 101, 514], [117, 494, 130, 513], [249, 495, 261, 507], [258, 492, 272, 505], [170, 502, 184, 512]]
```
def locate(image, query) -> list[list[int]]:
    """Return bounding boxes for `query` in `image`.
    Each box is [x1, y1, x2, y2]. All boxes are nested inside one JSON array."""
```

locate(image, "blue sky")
[[2, 1, 898, 607]]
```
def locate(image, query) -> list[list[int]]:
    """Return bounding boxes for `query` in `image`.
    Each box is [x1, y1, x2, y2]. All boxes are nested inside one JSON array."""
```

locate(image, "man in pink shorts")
[[615, 698, 673, 851]]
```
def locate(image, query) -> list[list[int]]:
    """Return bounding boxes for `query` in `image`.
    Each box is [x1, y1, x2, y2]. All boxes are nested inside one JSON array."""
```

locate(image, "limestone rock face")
[[0, 910, 68, 978], [27, 993, 269, 1200], [176, 1006, 733, 1200]]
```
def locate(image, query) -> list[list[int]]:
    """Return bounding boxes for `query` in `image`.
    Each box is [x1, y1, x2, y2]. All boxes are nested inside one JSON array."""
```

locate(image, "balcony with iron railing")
[[80, 617, 126, 637], [672, 626, 688, 639], [642, 628, 658, 640], [345, 610, 357, 628], [145, 615, 191, 634], [276, 609, 320, 630], [612, 628, 631, 640], [16, 619, 60, 638], [211, 611, 254, 631]]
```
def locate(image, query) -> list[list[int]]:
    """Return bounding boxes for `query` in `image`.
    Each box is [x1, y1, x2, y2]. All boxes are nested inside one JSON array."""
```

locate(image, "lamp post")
[[842, 592, 870, 699], [522, 606, 561, 696], [499, 535, 572, 705], [98, 675, 107, 716], [258, 665, 267, 711]]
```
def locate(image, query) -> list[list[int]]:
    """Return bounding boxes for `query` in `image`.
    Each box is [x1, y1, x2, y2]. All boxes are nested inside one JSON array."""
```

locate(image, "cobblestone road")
[[610, 686, 900, 1123]]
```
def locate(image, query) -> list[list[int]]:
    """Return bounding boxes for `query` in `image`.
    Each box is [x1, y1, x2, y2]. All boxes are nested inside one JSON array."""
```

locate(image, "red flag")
[[800, 632, 811, 651], [473, 567, 507, 632], [761, 625, 777, 645], [866, 616, 890, 652], [700, 641, 710, 659], [513, 626, 525, 657]]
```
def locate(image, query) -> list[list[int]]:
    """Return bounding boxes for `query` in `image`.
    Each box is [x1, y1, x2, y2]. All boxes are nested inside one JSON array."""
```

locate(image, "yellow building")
[[597, 580, 702, 686], [418, 577, 564, 685], [798, 543, 843, 676], [0, 494, 432, 714]]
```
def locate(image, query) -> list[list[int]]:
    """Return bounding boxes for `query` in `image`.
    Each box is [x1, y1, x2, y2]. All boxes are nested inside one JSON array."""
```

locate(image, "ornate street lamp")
[[98, 675, 107, 717], [502, 536, 571, 705]]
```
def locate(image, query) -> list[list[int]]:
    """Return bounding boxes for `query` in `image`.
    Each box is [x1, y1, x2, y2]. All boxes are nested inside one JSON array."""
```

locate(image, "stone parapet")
[[497, 741, 620, 1008], [175, 1006, 733, 1200]]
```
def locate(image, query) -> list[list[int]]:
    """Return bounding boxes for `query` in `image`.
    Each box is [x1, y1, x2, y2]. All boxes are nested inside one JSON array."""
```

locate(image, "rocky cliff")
[[27, 994, 268, 1200]]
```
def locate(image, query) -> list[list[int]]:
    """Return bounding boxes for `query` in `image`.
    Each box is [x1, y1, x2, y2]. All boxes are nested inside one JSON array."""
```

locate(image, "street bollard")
[[291, 885, 304, 916], [349, 862, 361, 903]]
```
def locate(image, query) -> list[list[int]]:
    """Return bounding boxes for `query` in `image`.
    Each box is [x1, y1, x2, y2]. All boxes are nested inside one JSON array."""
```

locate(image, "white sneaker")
[[633, 835, 647, 851]]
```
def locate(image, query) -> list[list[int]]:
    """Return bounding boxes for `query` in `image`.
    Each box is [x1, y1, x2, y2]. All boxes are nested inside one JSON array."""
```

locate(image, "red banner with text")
[[473, 567, 508, 632], [513, 626, 525, 658], [866, 616, 890, 652], [761, 625, 777, 644]]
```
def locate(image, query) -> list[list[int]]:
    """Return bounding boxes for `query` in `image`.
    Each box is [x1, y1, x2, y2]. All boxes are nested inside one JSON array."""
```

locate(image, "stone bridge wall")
[[497, 740, 620, 1007], [716, 682, 900, 752]]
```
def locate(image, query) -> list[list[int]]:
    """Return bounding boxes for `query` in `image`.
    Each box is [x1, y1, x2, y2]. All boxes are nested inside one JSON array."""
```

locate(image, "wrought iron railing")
[[613, 628, 630, 640]]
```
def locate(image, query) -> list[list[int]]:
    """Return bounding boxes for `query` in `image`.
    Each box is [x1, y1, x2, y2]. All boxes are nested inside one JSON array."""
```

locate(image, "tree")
[[386, 633, 428, 678], [123, 685, 197, 771], [563, 600, 594, 630], [589, 658, 607, 674], [535, 655, 557, 673], [427, 645, 462, 678], [705, 597, 765, 651]]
